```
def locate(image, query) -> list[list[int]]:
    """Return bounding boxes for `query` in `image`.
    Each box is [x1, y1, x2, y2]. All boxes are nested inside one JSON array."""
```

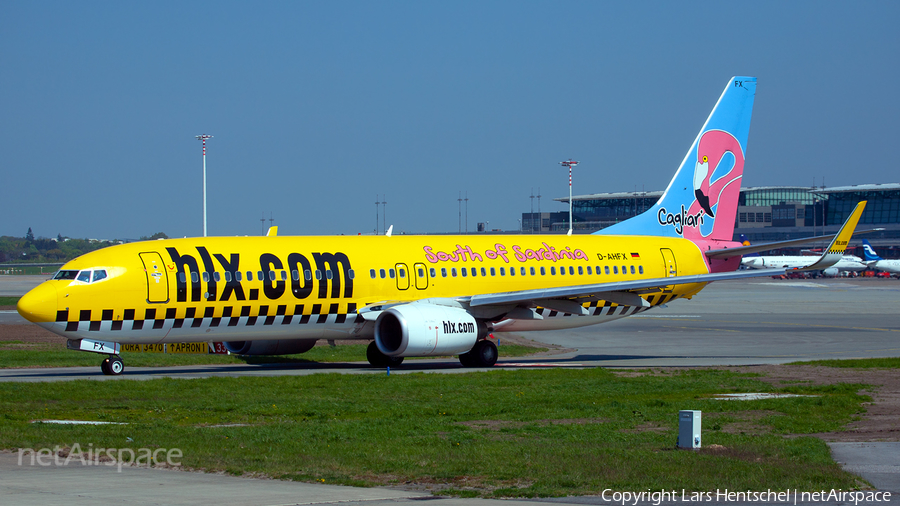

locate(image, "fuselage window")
[[349, 269, 355, 280], [605, 266, 610, 275], [578, 266, 583, 275], [293, 270, 300, 281], [550, 266, 556, 275], [569, 266, 575, 275], [639, 265, 644, 274], [326, 270, 333, 280], [389, 269, 395, 279], [451, 268, 457, 277], [370, 269, 376, 279], [500, 267, 505, 276], [521, 267, 527, 276], [54, 270, 79, 280], [441, 267, 447, 277], [305, 270, 312, 281], [461, 268, 467, 277], [202, 272, 210, 283], [622, 265, 626, 274], [509, 267, 515, 276], [257, 271, 264, 281], [92, 270, 107, 282], [490, 267, 496, 276], [540, 266, 546, 275], [281, 270, 288, 281], [191, 272, 200, 283], [529, 267, 535, 276], [235, 271, 242, 282], [224, 271, 233, 282], [586, 266, 592, 275], [481, 267, 486, 277], [178, 272, 186, 283], [213, 272, 221, 282], [315, 270, 323, 280], [596, 265, 602, 274], [630, 265, 635, 274], [379, 269, 386, 279], [246, 271, 253, 281], [398, 269, 404, 278], [269, 271, 277, 281], [560, 266, 566, 275], [613, 266, 618, 274], [470, 267, 476, 277], [418, 268, 425, 278], [429, 268, 436, 278]]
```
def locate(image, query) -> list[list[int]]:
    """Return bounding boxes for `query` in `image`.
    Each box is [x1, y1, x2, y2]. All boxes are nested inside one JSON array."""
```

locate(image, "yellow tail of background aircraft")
[[17, 77, 867, 375]]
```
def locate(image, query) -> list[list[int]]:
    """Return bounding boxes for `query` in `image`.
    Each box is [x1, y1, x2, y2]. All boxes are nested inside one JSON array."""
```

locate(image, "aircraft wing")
[[462, 267, 787, 309], [462, 201, 866, 311]]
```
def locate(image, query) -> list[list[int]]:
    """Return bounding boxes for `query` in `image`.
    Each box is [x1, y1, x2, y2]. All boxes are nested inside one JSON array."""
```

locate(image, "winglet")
[[795, 201, 866, 271], [266, 226, 278, 237], [385, 225, 393, 237]]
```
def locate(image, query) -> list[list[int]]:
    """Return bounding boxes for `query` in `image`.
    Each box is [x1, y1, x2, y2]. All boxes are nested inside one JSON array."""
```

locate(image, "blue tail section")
[[862, 239, 883, 261], [596, 77, 756, 242]]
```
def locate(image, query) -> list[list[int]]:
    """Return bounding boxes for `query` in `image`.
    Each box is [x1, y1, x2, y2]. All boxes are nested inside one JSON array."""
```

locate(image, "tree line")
[[0, 229, 168, 263]]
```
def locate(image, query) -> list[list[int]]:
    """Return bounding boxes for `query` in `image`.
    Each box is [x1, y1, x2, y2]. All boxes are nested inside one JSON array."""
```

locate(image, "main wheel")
[[366, 341, 404, 367], [458, 351, 476, 367], [101, 355, 124, 376], [470, 340, 498, 367]]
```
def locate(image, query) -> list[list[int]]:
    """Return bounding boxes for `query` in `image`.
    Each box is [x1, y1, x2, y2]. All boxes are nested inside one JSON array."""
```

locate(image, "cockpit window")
[[92, 270, 108, 282], [76, 270, 92, 283], [54, 270, 79, 280]]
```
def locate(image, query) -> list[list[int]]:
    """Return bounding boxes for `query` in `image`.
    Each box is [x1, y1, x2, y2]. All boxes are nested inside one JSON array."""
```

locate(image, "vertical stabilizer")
[[596, 77, 756, 242], [862, 239, 883, 261]]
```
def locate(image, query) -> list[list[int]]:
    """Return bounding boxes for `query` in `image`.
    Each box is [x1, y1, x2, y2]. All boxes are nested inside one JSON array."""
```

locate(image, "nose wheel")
[[101, 355, 124, 376]]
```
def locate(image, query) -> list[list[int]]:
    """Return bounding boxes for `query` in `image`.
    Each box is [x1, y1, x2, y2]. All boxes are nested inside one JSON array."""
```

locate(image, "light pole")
[[559, 159, 579, 235], [196, 135, 213, 236]]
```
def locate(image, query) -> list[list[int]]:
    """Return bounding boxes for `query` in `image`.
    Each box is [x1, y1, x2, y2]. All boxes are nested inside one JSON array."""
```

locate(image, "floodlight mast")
[[559, 159, 579, 234], [196, 135, 213, 237]]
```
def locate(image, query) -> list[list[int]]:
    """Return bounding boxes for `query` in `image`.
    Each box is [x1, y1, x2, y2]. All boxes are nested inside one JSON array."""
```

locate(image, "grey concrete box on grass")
[[678, 410, 701, 449]]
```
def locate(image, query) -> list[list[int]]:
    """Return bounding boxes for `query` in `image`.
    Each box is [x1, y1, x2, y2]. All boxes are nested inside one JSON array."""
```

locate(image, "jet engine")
[[374, 303, 481, 357], [822, 267, 840, 278], [223, 339, 317, 355]]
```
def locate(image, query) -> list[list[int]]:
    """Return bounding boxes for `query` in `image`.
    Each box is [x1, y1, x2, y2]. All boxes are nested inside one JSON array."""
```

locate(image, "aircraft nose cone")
[[17, 282, 57, 323]]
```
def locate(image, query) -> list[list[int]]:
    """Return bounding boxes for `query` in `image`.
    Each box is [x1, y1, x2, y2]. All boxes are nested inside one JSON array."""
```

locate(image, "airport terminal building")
[[521, 184, 900, 256]]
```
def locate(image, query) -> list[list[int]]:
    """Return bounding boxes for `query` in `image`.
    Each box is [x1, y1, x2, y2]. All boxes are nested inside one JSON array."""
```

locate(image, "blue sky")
[[2, 1, 898, 239]]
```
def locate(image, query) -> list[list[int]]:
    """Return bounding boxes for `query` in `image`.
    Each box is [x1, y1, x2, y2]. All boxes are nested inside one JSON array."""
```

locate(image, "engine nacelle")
[[822, 267, 840, 277], [374, 303, 479, 357], [223, 339, 317, 355]]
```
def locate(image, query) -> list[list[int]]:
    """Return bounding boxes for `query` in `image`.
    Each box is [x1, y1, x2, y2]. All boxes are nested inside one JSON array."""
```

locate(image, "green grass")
[[788, 357, 900, 369], [0, 296, 20, 306], [0, 342, 547, 368], [0, 368, 869, 496]]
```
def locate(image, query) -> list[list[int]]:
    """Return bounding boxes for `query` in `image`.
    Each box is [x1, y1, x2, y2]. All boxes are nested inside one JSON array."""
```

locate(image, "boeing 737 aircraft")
[[741, 250, 867, 275], [862, 239, 900, 274], [16, 77, 868, 375]]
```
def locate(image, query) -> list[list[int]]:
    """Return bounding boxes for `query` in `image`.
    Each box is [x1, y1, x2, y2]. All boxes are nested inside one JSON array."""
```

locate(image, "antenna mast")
[[195, 135, 213, 236]]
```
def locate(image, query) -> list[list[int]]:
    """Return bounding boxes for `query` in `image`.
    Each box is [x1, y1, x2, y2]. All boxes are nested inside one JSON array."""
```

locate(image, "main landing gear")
[[366, 341, 404, 368], [458, 339, 498, 368], [100, 355, 124, 376]]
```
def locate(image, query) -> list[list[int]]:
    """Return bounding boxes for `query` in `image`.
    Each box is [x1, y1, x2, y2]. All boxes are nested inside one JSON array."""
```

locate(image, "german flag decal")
[[631, 252, 641, 259]]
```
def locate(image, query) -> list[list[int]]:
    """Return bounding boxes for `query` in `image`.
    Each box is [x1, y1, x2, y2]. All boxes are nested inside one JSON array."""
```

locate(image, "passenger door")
[[395, 263, 410, 290], [139, 252, 169, 303], [413, 262, 428, 290]]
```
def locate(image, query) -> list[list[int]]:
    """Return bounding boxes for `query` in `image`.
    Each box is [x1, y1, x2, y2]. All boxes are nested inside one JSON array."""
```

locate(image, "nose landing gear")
[[100, 355, 124, 375]]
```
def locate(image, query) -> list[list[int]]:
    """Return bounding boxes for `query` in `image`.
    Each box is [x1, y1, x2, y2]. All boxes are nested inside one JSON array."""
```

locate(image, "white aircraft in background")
[[862, 239, 900, 274], [739, 235, 867, 276]]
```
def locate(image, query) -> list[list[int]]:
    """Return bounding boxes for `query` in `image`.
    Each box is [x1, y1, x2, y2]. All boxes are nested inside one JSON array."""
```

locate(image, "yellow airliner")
[[16, 77, 866, 375]]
